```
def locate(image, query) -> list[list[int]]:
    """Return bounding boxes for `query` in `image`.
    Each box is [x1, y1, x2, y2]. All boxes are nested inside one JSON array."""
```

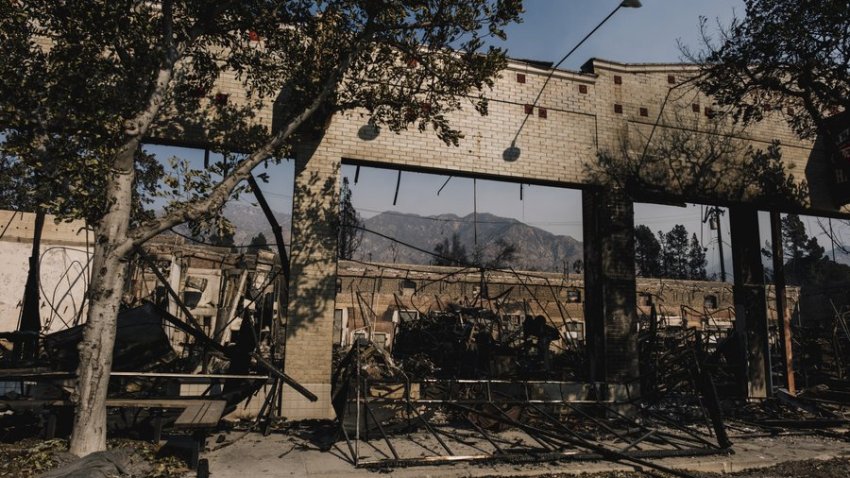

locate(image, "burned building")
[[273, 59, 842, 419], [3, 57, 847, 424], [0, 212, 290, 419], [332, 260, 800, 354]]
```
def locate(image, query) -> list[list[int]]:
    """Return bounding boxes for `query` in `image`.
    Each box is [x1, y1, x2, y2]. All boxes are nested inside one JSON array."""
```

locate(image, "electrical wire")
[[510, 2, 630, 147]]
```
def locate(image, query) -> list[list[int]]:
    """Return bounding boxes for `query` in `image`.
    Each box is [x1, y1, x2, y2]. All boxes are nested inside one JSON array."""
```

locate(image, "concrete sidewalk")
[[200, 430, 850, 477]]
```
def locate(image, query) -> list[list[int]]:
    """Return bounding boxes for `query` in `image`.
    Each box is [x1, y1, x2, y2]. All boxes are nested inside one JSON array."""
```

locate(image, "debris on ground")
[[39, 451, 129, 478], [0, 438, 188, 478]]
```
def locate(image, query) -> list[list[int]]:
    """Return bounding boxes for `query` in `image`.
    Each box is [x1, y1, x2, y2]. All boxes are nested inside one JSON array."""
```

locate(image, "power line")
[[510, 1, 641, 146]]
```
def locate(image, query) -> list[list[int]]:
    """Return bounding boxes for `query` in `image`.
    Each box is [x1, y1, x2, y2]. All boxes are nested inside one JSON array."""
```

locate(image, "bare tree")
[[683, 0, 850, 139]]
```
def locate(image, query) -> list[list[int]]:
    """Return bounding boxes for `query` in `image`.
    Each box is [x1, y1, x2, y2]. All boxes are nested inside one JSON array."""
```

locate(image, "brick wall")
[[281, 141, 341, 419], [162, 58, 828, 418], [201, 59, 821, 196]]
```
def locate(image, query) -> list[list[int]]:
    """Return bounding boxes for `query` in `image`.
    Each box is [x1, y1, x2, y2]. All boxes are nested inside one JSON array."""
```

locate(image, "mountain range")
[[173, 202, 293, 248], [188, 203, 850, 275], [215, 204, 583, 272], [354, 211, 583, 272]]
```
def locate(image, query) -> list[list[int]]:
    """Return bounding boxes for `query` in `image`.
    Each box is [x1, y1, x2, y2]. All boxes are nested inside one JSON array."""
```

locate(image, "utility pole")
[[770, 210, 795, 392], [715, 207, 727, 282], [15, 209, 45, 362], [703, 206, 727, 282]]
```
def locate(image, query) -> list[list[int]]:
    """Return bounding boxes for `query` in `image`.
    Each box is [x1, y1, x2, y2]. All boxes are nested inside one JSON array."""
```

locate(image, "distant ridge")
[[177, 205, 584, 273], [171, 202, 292, 247], [357, 211, 583, 272]]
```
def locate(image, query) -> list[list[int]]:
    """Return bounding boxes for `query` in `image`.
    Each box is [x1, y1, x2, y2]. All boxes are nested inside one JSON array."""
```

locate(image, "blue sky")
[[146, 0, 850, 276], [342, 0, 749, 275], [344, 0, 748, 222], [495, 0, 744, 70]]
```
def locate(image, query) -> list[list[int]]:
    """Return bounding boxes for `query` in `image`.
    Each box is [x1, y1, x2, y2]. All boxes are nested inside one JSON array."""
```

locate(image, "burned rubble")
[[4, 202, 850, 477], [317, 258, 850, 475], [329, 297, 728, 475], [0, 211, 315, 472], [1, 27, 850, 475]]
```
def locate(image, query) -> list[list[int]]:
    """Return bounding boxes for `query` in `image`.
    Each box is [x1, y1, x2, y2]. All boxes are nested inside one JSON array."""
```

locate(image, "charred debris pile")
[[330, 305, 729, 473], [328, 282, 850, 471], [0, 243, 315, 455]]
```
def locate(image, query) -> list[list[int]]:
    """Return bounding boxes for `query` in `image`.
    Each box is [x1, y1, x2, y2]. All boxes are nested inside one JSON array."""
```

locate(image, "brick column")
[[281, 138, 341, 420], [582, 188, 639, 391], [729, 205, 771, 399]]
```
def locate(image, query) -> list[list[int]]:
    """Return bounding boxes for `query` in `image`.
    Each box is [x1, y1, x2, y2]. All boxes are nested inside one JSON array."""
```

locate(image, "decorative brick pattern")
[[198, 59, 816, 194]]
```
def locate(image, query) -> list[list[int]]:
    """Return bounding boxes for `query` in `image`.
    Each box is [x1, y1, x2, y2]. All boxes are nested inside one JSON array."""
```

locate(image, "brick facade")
[[165, 58, 834, 418], [204, 58, 825, 197]]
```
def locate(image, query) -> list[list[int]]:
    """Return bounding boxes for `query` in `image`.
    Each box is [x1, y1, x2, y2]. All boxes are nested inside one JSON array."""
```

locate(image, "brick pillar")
[[582, 188, 638, 391], [729, 205, 771, 399], [281, 138, 341, 420]]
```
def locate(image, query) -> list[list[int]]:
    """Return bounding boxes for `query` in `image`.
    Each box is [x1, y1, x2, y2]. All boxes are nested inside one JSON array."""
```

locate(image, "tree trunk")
[[69, 146, 136, 457]]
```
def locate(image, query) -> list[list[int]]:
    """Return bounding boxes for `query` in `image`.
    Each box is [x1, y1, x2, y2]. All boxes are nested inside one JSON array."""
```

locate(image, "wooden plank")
[[175, 404, 202, 427], [1, 398, 225, 433], [0, 400, 70, 411], [174, 400, 226, 429], [106, 398, 222, 409], [0, 370, 268, 381], [0, 370, 74, 379], [110, 372, 269, 380]]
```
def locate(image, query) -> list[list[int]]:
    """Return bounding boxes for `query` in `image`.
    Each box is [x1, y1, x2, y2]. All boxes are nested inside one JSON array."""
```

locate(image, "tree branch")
[[128, 43, 360, 246]]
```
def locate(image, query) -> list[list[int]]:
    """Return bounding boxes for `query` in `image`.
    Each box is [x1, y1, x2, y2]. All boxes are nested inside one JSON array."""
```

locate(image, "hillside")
[[356, 211, 583, 272], [171, 202, 292, 248], [222, 202, 292, 246], [180, 205, 583, 272]]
